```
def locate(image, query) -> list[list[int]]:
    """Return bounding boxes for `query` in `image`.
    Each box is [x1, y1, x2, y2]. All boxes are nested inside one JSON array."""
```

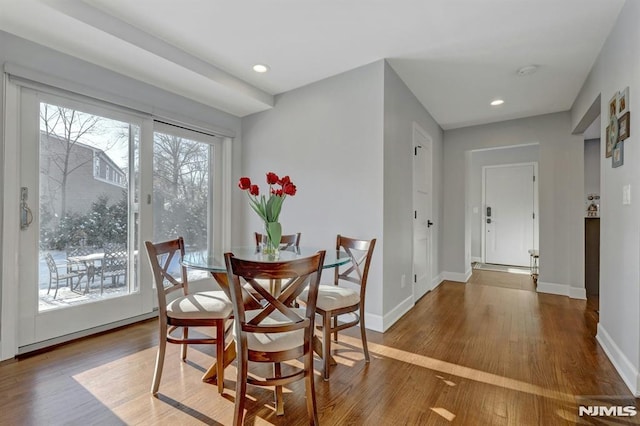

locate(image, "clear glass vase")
[[263, 221, 282, 258]]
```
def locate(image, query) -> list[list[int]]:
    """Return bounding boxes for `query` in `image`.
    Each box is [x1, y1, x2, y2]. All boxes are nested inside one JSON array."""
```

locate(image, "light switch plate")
[[623, 184, 631, 205]]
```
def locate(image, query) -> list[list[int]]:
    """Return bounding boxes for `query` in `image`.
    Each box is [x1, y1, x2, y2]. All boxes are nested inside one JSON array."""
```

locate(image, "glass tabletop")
[[182, 247, 351, 273]]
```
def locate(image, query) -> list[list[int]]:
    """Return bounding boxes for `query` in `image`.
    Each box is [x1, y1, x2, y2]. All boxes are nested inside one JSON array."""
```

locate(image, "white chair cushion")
[[299, 284, 360, 311], [167, 290, 232, 320], [234, 308, 308, 352]]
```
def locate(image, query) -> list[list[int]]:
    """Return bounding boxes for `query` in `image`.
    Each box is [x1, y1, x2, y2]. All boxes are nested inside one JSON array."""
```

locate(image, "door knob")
[[487, 218, 492, 224], [427, 220, 434, 228]]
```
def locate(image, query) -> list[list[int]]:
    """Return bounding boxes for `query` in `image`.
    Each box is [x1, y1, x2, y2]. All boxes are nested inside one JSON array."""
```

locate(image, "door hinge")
[[414, 147, 417, 156], [533, 212, 535, 219], [414, 274, 417, 283], [414, 210, 417, 219], [533, 175, 536, 182]]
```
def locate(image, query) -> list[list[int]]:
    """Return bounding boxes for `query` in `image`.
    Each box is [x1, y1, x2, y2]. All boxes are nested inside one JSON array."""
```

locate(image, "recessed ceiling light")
[[490, 99, 504, 106], [252, 64, 270, 73]]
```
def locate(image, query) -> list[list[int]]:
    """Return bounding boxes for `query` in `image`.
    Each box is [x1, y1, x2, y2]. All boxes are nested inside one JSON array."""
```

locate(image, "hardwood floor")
[[1, 270, 637, 425]]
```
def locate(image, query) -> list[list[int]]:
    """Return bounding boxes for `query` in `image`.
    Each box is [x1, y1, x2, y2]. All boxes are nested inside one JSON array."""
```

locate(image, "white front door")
[[16, 88, 153, 349], [413, 124, 433, 302], [483, 164, 536, 267]]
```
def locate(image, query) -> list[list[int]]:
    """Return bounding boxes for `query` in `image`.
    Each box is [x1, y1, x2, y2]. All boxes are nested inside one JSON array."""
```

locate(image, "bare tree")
[[153, 133, 209, 245], [40, 104, 126, 220]]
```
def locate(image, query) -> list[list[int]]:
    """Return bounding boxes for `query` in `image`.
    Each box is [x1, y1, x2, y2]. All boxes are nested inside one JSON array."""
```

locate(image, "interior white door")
[[413, 124, 433, 302], [484, 164, 535, 267]]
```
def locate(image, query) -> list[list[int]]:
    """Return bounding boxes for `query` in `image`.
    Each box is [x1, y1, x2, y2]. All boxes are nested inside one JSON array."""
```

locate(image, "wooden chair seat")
[[298, 235, 376, 381], [300, 284, 360, 311], [167, 290, 232, 320], [145, 237, 232, 395]]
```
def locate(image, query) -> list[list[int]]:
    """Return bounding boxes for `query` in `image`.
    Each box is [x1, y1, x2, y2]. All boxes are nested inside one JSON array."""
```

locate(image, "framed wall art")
[[618, 86, 629, 117], [612, 141, 624, 168], [609, 93, 618, 118], [618, 111, 630, 141]]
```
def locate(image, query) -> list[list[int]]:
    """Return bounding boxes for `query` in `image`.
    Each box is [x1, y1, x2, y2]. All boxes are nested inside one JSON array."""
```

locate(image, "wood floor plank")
[[0, 270, 637, 425]]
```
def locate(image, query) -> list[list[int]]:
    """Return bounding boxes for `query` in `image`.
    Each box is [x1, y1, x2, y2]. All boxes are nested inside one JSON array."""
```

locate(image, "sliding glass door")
[[17, 89, 151, 348]]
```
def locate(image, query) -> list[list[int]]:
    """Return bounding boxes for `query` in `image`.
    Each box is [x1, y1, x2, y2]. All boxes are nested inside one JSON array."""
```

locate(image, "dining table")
[[181, 246, 351, 383]]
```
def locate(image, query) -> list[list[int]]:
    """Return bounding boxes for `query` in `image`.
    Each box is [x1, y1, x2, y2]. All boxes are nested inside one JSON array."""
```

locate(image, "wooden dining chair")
[[145, 237, 233, 395], [224, 250, 325, 425], [254, 232, 301, 252], [299, 235, 376, 380]]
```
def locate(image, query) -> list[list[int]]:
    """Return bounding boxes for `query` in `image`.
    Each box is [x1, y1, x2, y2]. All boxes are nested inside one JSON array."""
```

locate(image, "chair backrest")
[[145, 238, 189, 312], [103, 247, 128, 272], [254, 232, 301, 252], [334, 235, 376, 298], [44, 253, 58, 276], [67, 246, 95, 258], [224, 251, 325, 339]]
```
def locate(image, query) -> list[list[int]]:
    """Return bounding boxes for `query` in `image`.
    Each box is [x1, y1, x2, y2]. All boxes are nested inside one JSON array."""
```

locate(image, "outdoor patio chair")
[[44, 252, 84, 299]]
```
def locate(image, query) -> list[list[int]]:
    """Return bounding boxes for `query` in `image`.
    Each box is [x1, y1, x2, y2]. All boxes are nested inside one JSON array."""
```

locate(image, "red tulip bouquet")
[[238, 172, 297, 254]]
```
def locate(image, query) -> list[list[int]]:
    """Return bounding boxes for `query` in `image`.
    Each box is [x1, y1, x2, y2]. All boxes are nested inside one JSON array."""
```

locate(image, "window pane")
[[152, 131, 210, 250], [38, 102, 138, 310]]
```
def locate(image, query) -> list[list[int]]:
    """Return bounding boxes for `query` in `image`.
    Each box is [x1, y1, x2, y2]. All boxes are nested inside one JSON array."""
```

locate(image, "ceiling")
[[0, 0, 625, 130]]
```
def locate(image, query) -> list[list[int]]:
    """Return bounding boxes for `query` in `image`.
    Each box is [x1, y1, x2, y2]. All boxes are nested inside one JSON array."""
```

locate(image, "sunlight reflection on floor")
[[336, 334, 575, 404]]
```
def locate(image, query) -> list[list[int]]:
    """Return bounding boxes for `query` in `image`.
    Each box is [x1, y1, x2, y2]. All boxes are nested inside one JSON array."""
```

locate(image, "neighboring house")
[[39, 131, 126, 218]]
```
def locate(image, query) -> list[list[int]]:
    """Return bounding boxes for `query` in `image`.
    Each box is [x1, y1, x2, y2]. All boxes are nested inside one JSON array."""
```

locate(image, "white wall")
[[383, 62, 444, 321], [443, 113, 585, 298], [469, 145, 539, 260], [571, 0, 640, 396], [241, 61, 386, 325]]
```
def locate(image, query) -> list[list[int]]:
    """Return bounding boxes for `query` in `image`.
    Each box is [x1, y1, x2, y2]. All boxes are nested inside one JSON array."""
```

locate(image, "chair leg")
[[359, 312, 370, 363], [333, 315, 339, 342], [304, 342, 319, 425], [233, 344, 248, 426], [47, 276, 53, 295], [216, 321, 225, 394], [151, 336, 167, 395], [274, 362, 284, 415], [181, 327, 189, 361], [323, 313, 332, 381], [53, 279, 59, 299]]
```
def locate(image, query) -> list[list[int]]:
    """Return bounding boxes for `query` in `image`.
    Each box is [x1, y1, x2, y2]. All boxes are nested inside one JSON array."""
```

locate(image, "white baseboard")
[[537, 281, 587, 300], [569, 287, 587, 300], [596, 323, 640, 396], [471, 256, 482, 263], [364, 294, 414, 333], [432, 273, 444, 290], [442, 268, 472, 283]]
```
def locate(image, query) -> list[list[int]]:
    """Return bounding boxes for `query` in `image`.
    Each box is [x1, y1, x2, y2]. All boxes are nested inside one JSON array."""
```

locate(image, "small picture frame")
[[612, 141, 624, 168], [609, 93, 618, 118], [618, 111, 630, 141], [605, 125, 613, 158], [618, 87, 629, 117]]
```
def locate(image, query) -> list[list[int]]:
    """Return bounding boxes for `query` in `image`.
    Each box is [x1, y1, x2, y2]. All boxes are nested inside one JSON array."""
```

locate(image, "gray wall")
[[443, 113, 585, 295], [571, 0, 640, 396], [241, 61, 386, 325], [469, 145, 539, 260], [383, 62, 444, 314], [584, 138, 600, 203], [241, 60, 445, 331]]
